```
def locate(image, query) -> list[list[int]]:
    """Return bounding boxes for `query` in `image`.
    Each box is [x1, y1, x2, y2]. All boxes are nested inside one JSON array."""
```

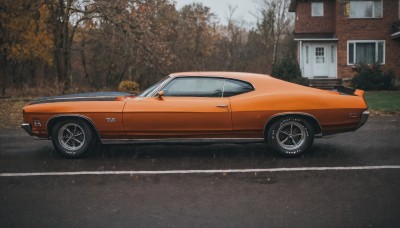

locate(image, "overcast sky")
[[174, 0, 259, 26]]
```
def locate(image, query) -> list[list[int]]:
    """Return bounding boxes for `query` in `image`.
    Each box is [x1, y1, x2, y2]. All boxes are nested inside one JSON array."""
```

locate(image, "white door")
[[301, 42, 337, 78], [313, 46, 327, 76]]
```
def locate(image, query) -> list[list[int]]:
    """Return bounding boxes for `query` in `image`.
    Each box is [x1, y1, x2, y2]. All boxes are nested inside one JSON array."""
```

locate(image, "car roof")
[[169, 71, 322, 95], [169, 72, 272, 82]]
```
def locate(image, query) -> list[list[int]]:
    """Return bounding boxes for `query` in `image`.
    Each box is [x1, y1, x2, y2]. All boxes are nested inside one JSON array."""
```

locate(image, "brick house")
[[289, 0, 400, 85]]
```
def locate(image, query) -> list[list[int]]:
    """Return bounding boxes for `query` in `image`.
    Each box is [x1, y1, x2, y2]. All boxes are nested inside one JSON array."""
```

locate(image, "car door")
[[123, 77, 232, 138], [222, 79, 263, 138]]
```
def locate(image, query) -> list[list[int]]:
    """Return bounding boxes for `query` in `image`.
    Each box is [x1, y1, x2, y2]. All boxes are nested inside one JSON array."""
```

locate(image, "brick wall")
[[335, 0, 400, 80], [294, 0, 336, 34], [293, 0, 400, 83]]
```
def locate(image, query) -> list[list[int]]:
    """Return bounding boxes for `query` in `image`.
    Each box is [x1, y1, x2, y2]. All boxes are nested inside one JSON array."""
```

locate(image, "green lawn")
[[364, 91, 400, 113]]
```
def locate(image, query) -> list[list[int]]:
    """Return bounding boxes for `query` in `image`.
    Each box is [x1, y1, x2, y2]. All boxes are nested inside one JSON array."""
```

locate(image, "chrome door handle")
[[216, 104, 228, 108]]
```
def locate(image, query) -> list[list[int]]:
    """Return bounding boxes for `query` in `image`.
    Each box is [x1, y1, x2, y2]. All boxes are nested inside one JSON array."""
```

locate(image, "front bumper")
[[358, 110, 370, 129], [21, 123, 33, 136]]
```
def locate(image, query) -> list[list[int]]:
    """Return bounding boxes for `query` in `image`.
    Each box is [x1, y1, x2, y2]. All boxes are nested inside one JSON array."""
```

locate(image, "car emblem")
[[106, 118, 117, 123]]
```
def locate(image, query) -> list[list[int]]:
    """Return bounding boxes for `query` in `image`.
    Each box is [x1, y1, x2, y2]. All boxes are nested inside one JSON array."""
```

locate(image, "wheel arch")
[[264, 113, 322, 139], [47, 115, 101, 140]]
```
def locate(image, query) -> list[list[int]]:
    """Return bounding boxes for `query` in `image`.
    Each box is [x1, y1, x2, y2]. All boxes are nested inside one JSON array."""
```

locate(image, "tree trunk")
[[0, 56, 7, 96], [50, 0, 73, 93], [80, 43, 89, 80], [272, 37, 278, 68]]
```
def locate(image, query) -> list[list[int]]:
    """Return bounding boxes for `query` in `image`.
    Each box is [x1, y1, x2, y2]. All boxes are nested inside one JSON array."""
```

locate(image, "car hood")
[[32, 92, 132, 104]]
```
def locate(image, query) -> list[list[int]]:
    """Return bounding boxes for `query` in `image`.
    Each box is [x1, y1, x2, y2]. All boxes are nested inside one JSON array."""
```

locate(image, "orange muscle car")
[[22, 72, 369, 158]]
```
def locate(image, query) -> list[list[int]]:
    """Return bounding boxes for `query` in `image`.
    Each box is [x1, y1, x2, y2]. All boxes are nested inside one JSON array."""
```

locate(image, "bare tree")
[[0, 0, 298, 96], [257, 0, 293, 67], [46, 0, 100, 91]]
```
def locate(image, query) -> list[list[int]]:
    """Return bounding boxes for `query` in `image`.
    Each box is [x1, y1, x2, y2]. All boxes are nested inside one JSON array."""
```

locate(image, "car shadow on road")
[[78, 140, 357, 169], [0, 140, 364, 173], [43, 139, 353, 162]]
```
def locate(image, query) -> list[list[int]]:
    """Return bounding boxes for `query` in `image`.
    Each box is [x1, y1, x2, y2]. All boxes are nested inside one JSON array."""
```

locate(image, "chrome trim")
[[46, 114, 101, 139], [101, 138, 264, 145], [358, 110, 369, 129], [21, 123, 33, 136], [222, 79, 226, 98], [263, 112, 323, 136], [148, 77, 173, 97]]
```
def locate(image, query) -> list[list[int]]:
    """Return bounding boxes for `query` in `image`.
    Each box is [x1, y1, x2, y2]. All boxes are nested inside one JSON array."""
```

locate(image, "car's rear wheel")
[[51, 119, 95, 158], [267, 117, 314, 157]]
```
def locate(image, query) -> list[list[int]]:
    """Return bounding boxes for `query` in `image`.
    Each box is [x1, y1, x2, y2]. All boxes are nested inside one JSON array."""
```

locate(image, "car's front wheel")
[[267, 117, 314, 157], [51, 119, 95, 158]]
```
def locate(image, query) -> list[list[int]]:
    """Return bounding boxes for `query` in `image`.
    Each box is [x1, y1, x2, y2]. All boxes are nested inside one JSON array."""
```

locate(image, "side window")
[[223, 79, 254, 97], [162, 77, 224, 97]]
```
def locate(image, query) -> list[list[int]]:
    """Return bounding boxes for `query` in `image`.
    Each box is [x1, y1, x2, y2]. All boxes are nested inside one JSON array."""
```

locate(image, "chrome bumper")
[[358, 110, 369, 129], [21, 123, 33, 136]]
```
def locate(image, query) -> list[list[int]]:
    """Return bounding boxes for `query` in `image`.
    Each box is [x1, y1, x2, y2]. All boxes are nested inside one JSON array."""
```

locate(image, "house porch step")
[[309, 79, 343, 90]]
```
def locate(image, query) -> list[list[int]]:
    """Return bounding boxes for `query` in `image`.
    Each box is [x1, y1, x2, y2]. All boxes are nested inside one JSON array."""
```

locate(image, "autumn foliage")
[[0, 0, 294, 97], [118, 81, 140, 94]]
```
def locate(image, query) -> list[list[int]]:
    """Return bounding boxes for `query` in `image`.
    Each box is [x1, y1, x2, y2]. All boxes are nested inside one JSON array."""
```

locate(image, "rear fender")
[[264, 113, 322, 139]]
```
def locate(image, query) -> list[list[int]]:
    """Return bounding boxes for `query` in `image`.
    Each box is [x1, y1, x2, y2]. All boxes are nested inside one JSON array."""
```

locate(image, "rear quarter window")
[[223, 79, 254, 97]]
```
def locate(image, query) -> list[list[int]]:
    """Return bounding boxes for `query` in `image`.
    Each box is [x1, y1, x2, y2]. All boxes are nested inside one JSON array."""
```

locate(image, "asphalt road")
[[1, 116, 400, 227]]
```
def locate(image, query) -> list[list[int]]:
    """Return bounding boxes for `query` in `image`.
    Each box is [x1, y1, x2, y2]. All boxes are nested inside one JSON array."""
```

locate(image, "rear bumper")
[[21, 123, 33, 136], [358, 110, 369, 129]]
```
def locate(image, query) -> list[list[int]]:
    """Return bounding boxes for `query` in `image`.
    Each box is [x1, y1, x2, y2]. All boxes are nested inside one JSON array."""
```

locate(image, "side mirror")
[[156, 91, 164, 100]]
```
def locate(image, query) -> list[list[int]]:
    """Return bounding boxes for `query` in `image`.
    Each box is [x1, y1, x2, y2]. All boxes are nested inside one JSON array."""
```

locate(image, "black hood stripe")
[[32, 92, 131, 104]]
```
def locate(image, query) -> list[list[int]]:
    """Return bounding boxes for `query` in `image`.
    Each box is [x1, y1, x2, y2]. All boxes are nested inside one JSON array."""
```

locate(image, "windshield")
[[138, 76, 170, 98]]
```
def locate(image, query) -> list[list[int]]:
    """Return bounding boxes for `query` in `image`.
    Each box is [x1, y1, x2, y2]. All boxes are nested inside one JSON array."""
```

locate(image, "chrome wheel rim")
[[277, 121, 306, 151], [58, 123, 85, 152]]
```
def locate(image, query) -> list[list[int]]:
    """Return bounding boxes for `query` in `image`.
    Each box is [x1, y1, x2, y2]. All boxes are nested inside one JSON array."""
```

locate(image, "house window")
[[315, 47, 325, 63], [349, 0, 382, 18], [348, 41, 385, 65], [312, 2, 324, 17]]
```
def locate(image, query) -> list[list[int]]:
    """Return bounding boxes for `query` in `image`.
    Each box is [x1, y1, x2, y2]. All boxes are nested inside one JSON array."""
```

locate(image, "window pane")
[[374, 1, 382, 17], [348, 41, 385, 65], [349, 1, 381, 18], [139, 76, 170, 97], [223, 79, 254, 97], [163, 78, 224, 97], [356, 43, 375, 64], [312, 2, 324, 16], [378, 42, 384, 64], [315, 47, 325, 64], [349, 43, 354, 64]]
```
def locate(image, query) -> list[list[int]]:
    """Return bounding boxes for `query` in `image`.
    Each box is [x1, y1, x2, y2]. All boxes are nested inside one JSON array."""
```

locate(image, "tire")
[[266, 117, 314, 157], [51, 119, 95, 158]]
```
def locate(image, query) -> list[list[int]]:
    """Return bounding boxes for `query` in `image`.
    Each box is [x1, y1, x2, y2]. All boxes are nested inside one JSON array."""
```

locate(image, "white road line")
[[1, 166, 400, 177]]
